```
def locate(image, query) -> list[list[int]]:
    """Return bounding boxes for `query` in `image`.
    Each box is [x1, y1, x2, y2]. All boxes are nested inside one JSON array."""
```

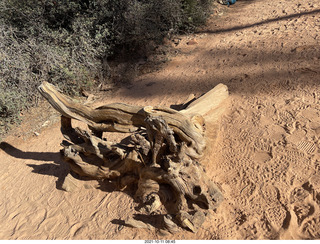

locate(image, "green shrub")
[[0, 87, 26, 131], [0, 0, 214, 135]]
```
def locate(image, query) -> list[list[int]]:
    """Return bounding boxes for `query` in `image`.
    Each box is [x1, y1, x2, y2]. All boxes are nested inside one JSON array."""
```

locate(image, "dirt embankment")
[[1, 0, 320, 240]]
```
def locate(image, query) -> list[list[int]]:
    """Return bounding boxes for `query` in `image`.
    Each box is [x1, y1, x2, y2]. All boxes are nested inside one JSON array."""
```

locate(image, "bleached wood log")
[[38, 81, 228, 233]]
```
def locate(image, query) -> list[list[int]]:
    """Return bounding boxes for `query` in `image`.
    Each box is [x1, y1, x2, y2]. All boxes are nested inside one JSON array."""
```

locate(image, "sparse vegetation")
[[0, 0, 214, 135]]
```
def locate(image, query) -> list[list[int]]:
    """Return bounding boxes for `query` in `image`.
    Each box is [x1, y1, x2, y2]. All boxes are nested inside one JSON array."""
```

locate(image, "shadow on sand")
[[0, 142, 69, 190]]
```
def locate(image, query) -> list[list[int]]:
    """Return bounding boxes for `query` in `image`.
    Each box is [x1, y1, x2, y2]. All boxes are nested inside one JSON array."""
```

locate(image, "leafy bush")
[[0, 0, 213, 134]]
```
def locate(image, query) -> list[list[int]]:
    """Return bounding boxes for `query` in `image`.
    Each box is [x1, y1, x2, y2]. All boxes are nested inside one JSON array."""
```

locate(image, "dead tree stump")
[[38, 81, 228, 233]]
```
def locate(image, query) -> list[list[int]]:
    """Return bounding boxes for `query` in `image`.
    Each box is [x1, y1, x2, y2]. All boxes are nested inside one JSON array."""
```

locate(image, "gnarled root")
[[38, 81, 228, 233]]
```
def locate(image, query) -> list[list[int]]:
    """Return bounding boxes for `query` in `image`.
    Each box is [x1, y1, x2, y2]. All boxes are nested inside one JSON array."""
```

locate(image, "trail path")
[[1, 0, 320, 239]]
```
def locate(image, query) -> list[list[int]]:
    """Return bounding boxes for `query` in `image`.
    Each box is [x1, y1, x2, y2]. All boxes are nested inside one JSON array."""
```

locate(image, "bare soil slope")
[[1, 0, 320, 240]]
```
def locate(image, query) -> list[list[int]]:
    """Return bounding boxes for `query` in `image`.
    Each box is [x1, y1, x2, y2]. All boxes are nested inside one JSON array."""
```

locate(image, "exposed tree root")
[[38, 81, 228, 233]]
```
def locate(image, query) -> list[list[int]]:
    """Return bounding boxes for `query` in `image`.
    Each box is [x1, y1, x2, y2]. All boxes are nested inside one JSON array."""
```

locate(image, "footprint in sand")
[[301, 215, 320, 239], [265, 204, 288, 232], [260, 183, 279, 205], [277, 110, 295, 124], [288, 176, 320, 239], [259, 183, 288, 232], [297, 141, 316, 155], [293, 203, 314, 225], [289, 186, 309, 204], [253, 138, 272, 153]]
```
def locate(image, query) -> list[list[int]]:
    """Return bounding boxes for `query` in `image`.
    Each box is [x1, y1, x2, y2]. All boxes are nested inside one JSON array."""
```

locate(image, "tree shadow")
[[197, 9, 320, 34], [112, 6, 320, 100], [111, 213, 166, 231], [0, 141, 61, 162], [117, 34, 320, 100], [0, 141, 69, 190]]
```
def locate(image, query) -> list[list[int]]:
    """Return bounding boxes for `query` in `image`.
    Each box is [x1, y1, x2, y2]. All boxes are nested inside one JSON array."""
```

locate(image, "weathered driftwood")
[[38, 81, 228, 233]]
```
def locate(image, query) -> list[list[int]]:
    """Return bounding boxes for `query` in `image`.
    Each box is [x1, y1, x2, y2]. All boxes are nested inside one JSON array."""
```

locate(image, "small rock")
[[34, 132, 40, 136], [187, 39, 198, 45], [42, 120, 50, 127]]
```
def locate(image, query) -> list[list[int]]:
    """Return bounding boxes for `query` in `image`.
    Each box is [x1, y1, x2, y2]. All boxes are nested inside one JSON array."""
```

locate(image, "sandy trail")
[[1, 0, 320, 240]]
